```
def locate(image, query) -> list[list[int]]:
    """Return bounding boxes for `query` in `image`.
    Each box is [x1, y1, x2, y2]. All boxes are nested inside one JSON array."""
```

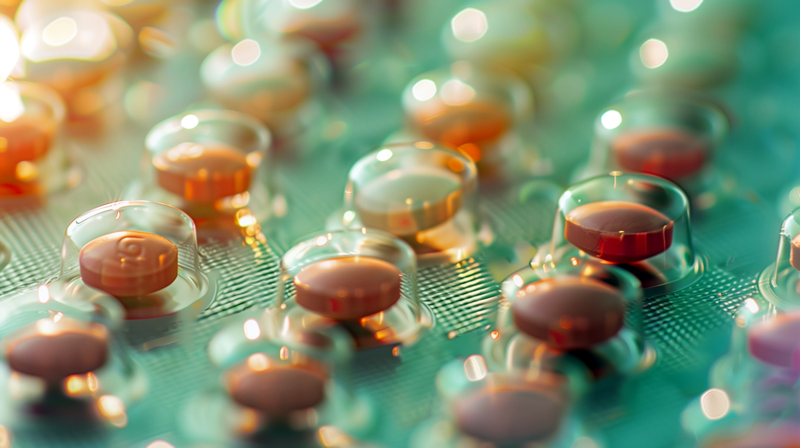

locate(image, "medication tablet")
[[565, 200, 674, 263], [512, 277, 627, 350], [412, 101, 512, 149], [0, 115, 55, 176], [455, 388, 564, 445], [5, 321, 109, 382], [226, 363, 327, 417], [612, 129, 709, 180], [747, 314, 800, 369], [294, 256, 402, 320], [355, 165, 463, 235], [152, 143, 253, 203], [790, 235, 800, 272], [79, 230, 179, 298]]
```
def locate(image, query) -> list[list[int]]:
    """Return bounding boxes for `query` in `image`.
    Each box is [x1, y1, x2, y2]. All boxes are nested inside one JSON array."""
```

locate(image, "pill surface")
[[412, 101, 512, 150], [5, 321, 109, 383], [152, 143, 253, 203], [790, 235, 800, 272], [612, 129, 709, 180], [0, 115, 56, 176], [747, 314, 800, 369], [455, 388, 564, 445], [294, 256, 402, 320], [79, 230, 179, 298], [226, 362, 327, 417], [512, 277, 627, 350], [564, 200, 674, 263], [355, 165, 463, 235]]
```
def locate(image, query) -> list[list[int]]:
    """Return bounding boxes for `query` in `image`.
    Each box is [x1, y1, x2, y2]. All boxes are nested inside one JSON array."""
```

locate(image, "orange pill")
[[0, 114, 56, 177], [411, 101, 512, 150], [79, 230, 178, 298], [612, 128, 709, 180], [5, 320, 109, 383], [564, 201, 674, 263], [152, 143, 254, 203], [294, 256, 402, 320], [226, 359, 327, 417]]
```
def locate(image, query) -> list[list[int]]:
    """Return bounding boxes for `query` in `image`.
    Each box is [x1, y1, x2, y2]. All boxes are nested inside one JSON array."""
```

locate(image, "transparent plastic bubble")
[[0, 279, 146, 428], [579, 90, 729, 196], [59, 200, 217, 345], [399, 63, 533, 182], [274, 229, 431, 350], [483, 260, 649, 396], [758, 208, 800, 310], [200, 38, 329, 141], [410, 358, 591, 448], [332, 143, 479, 265], [125, 109, 274, 231], [0, 81, 80, 202], [181, 311, 372, 443], [535, 172, 703, 296]]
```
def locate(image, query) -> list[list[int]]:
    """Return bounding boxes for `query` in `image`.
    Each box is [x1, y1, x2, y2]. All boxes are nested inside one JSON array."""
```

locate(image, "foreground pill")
[[612, 129, 709, 180], [455, 388, 564, 445], [79, 230, 179, 298], [512, 277, 627, 350], [564, 201, 674, 263], [152, 142, 253, 203], [226, 358, 327, 417], [411, 101, 512, 150], [5, 320, 109, 383], [294, 256, 402, 320], [747, 314, 800, 369], [355, 165, 463, 235]]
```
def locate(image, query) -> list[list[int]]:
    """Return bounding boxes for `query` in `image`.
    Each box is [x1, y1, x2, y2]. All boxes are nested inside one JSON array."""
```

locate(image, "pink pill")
[[747, 314, 800, 369], [512, 277, 627, 350], [612, 128, 709, 180], [564, 200, 674, 263], [79, 230, 179, 298], [226, 361, 327, 417], [293, 256, 402, 321]]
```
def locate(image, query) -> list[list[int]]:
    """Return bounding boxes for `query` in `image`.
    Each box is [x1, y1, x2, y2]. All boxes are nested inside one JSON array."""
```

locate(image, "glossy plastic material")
[[759, 208, 800, 310]]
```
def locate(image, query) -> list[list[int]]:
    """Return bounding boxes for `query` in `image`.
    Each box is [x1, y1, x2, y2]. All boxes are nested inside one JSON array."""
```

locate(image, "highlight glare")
[[451, 8, 488, 43], [42, 17, 77, 47], [243, 318, 261, 340], [181, 114, 199, 129], [231, 39, 261, 66], [700, 388, 730, 420], [670, 0, 703, 12], [411, 79, 436, 102], [0, 83, 24, 123], [289, 0, 323, 9], [601, 110, 622, 130], [0, 18, 19, 82], [640, 39, 669, 69]]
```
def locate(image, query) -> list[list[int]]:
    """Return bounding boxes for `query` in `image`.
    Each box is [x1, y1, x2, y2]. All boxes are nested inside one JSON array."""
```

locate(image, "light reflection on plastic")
[[411, 79, 436, 102], [700, 388, 730, 420], [743, 298, 759, 314], [98, 395, 128, 427], [315, 235, 328, 246], [37, 284, 49, 303], [440, 79, 475, 106], [670, 0, 703, 12], [640, 39, 669, 69], [146, 441, 175, 448], [463, 354, 487, 381], [231, 39, 260, 66], [0, 18, 19, 82], [180, 114, 198, 129], [243, 318, 261, 340], [376, 148, 393, 161], [451, 8, 488, 43], [42, 17, 77, 47], [289, 0, 323, 9], [601, 110, 622, 130], [247, 353, 270, 371], [512, 274, 523, 287]]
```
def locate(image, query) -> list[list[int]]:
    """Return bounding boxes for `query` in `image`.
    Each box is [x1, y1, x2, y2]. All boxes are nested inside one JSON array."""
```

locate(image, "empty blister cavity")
[[182, 315, 371, 443], [0, 280, 145, 428], [580, 90, 728, 198], [274, 229, 430, 349], [399, 63, 534, 182], [484, 260, 648, 395], [59, 200, 216, 344], [335, 143, 478, 264], [537, 172, 703, 295], [126, 108, 274, 230], [758, 208, 800, 310]]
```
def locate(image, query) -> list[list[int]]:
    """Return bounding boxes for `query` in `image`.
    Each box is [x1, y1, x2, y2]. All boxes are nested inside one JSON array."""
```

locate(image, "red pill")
[[747, 314, 800, 369], [412, 101, 512, 150], [79, 230, 179, 298], [790, 235, 800, 272], [5, 320, 109, 383], [226, 356, 327, 417], [294, 256, 402, 321], [564, 201, 674, 263], [612, 128, 709, 180], [152, 143, 254, 203], [455, 388, 564, 445], [512, 277, 627, 350]]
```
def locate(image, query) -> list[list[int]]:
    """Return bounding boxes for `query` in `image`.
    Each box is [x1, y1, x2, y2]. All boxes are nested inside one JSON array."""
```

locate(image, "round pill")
[[564, 200, 674, 263], [355, 165, 463, 235], [789, 235, 800, 272], [455, 388, 564, 445], [152, 143, 253, 203], [512, 277, 627, 350], [747, 314, 800, 369], [227, 363, 327, 417], [79, 230, 179, 298], [612, 129, 709, 180], [411, 101, 512, 150], [294, 256, 402, 321], [5, 321, 109, 383]]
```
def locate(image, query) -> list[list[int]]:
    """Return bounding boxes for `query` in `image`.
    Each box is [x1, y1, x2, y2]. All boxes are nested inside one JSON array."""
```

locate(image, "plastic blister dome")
[[757, 208, 800, 310]]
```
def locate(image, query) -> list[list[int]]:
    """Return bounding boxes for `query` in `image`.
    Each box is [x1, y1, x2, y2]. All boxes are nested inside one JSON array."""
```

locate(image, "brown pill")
[[355, 165, 463, 236], [789, 235, 800, 272], [455, 388, 564, 445], [0, 114, 56, 177], [226, 358, 327, 417], [79, 230, 179, 298], [512, 277, 627, 350], [612, 128, 709, 180], [5, 320, 109, 383], [294, 256, 402, 320], [564, 200, 674, 263], [411, 100, 512, 150], [152, 143, 254, 203]]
